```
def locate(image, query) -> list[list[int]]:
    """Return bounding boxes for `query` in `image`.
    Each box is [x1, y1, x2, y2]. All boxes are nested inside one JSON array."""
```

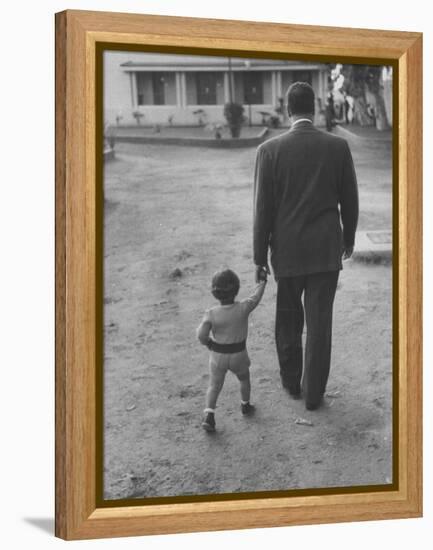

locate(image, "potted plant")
[[208, 123, 223, 139], [268, 114, 281, 128], [258, 110, 271, 126], [103, 123, 114, 147], [132, 110, 144, 125], [192, 109, 206, 126], [107, 133, 116, 150], [223, 102, 244, 138]]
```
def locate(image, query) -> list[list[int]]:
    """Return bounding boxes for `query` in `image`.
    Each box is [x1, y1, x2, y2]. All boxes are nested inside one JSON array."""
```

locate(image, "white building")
[[104, 51, 329, 127]]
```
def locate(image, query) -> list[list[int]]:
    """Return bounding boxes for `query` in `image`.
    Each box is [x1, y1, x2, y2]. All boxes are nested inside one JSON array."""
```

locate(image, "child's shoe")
[[201, 411, 216, 432], [241, 402, 255, 416]]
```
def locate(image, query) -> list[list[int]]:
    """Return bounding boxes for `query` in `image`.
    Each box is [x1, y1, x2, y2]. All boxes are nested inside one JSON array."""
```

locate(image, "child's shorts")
[[209, 349, 250, 379]]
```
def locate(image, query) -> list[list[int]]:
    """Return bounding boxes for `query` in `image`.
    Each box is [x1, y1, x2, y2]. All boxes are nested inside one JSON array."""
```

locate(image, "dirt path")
[[103, 135, 392, 499]]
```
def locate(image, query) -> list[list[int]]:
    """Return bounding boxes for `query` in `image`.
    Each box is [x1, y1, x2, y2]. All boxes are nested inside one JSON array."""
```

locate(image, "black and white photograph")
[[102, 50, 394, 501]]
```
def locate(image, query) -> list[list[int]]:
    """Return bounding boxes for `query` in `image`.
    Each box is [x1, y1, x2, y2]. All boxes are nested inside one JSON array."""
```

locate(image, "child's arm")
[[242, 280, 267, 314], [196, 310, 212, 348]]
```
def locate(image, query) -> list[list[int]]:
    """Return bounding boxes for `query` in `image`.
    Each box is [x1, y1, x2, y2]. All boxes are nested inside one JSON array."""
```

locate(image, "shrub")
[[223, 102, 244, 138]]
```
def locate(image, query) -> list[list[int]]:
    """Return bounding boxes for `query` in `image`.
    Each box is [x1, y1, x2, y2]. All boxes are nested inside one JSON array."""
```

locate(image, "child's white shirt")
[[197, 281, 266, 345]]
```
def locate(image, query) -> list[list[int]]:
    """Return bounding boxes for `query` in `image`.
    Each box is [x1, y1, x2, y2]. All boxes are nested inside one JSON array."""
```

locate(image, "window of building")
[[243, 72, 264, 104], [136, 72, 175, 105], [196, 72, 218, 105], [136, 73, 150, 106], [295, 71, 313, 85], [152, 73, 167, 105]]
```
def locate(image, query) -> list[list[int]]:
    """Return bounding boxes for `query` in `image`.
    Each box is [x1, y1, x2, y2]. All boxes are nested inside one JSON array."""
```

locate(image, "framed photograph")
[[55, 10, 422, 540]]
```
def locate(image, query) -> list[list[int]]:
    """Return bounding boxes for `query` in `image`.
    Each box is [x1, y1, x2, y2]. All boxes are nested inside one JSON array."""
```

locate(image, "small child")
[[196, 268, 267, 432]]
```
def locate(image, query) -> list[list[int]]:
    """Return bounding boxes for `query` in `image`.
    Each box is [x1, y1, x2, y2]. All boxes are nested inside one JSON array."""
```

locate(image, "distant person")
[[345, 93, 354, 124], [196, 268, 267, 432], [253, 82, 359, 411], [344, 92, 350, 124], [325, 91, 335, 132]]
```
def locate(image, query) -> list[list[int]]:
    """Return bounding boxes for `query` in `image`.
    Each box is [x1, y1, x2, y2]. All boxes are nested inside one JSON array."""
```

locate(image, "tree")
[[339, 65, 389, 130], [364, 66, 389, 131]]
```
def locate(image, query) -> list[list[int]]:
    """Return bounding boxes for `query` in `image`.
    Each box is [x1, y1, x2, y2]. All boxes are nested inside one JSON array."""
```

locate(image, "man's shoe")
[[288, 386, 301, 399], [305, 397, 323, 411], [281, 378, 301, 398], [201, 412, 216, 432], [241, 402, 255, 416]]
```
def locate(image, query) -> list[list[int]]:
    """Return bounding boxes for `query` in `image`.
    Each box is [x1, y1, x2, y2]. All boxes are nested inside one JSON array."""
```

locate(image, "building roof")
[[120, 55, 324, 72]]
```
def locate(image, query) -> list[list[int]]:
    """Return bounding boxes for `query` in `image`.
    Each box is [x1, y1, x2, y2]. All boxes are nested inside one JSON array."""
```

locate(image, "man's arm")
[[339, 141, 359, 258], [253, 146, 274, 271]]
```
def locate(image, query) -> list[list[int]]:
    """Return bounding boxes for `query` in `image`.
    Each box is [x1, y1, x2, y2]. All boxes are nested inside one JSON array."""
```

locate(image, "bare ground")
[[103, 131, 392, 499]]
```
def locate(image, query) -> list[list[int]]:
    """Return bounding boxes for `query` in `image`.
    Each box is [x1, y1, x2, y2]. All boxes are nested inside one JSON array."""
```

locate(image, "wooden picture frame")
[[55, 9, 422, 540]]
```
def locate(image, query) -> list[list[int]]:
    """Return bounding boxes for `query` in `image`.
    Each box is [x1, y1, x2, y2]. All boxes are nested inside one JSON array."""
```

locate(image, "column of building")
[[130, 72, 137, 110], [223, 71, 232, 103]]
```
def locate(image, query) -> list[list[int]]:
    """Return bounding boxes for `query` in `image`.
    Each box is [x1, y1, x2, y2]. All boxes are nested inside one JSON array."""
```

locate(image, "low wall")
[[110, 128, 269, 148], [105, 104, 277, 127]]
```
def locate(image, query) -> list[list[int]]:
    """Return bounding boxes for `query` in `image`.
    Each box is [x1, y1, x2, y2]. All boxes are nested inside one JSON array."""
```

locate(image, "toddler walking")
[[196, 268, 267, 432]]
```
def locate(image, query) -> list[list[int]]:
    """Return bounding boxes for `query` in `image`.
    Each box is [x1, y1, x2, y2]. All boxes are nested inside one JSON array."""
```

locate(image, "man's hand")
[[255, 264, 270, 283], [342, 246, 354, 260]]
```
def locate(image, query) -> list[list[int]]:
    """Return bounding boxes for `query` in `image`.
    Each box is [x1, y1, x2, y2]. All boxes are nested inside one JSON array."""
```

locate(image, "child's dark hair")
[[211, 269, 240, 302]]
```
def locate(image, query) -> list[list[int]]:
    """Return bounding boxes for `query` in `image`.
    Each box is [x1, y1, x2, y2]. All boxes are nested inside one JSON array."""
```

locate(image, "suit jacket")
[[253, 121, 359, 278]]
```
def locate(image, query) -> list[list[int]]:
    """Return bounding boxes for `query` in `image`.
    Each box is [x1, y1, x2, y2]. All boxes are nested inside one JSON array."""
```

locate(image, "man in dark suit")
[[253, 81, 359, 411]]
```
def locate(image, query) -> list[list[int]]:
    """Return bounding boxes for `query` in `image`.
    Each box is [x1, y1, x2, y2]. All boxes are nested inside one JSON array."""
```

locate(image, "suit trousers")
[[275, 271, 339, 405]]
